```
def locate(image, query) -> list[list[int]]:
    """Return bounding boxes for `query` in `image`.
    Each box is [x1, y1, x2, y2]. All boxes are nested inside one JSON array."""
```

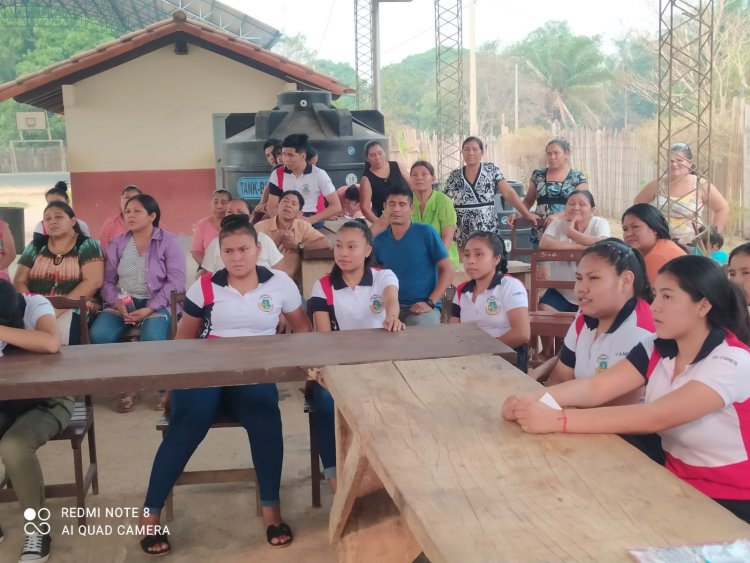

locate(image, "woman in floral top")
[[521, 139, 588, 226], [444, 136, 536, 250], [14, 201, 103, 344]]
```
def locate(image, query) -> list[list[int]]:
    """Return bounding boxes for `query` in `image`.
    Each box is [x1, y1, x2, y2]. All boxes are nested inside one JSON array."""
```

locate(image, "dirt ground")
[[0, 387, 336, 563]]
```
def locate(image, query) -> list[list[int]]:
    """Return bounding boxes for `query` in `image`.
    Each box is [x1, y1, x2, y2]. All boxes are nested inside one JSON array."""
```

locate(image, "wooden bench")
[[324, 354, 750, 562]]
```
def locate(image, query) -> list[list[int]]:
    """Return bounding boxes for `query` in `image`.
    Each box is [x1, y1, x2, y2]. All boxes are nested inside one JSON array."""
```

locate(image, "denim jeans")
[[144, 384, 284, 512], [311, 383, 336, 479], [90, 297, 170, 343]]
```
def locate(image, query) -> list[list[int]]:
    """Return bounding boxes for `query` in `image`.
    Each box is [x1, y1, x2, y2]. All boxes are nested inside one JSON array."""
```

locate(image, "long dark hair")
[[126, 194, 161, 228], [330, 220, 375, 280], [583, 238, 653, 303], [43, 201, 82, 235], [464, 231, 508, 274], [659, 255, 750, 344], [622, 204, 670, 240], [0, 279, 24, 329]]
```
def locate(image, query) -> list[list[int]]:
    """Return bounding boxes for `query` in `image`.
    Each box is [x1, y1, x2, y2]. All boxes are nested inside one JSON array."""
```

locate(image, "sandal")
[[140, 533, 171, 556], [116, 393, 138, 413], [266, 523, 293, 548]]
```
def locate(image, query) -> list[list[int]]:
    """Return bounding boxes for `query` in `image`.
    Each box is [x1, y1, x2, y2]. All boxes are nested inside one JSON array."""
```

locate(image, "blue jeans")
[[144, 384, 284, 512], [90, 298, 170, 343], [311, 383, 336, 479]]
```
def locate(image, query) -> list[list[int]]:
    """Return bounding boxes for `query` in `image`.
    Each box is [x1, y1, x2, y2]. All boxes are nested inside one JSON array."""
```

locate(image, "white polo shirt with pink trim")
[[626, 329, 750, 500], [560, 298, 654, 379]]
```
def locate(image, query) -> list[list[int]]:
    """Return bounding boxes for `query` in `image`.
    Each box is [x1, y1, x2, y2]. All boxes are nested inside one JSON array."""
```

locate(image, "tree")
[[508, 22, 613, 127]]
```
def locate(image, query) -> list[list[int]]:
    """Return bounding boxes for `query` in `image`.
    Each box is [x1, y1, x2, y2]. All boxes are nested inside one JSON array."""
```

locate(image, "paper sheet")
[[539, 392, 562, 410]]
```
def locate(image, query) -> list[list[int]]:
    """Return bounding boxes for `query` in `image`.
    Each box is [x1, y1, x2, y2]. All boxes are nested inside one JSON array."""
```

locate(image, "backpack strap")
[[455, 281, 470, 305], [319, 274, 334, 306], [200, 272, 215, 307]]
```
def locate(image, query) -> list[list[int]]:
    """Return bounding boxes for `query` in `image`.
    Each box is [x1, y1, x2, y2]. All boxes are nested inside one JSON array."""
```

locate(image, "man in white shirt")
[[266, 133, 342, 225]]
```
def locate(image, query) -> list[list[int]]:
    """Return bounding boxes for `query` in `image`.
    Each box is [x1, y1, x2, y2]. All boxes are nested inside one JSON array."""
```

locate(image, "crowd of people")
[[1, 132, 749, 562]]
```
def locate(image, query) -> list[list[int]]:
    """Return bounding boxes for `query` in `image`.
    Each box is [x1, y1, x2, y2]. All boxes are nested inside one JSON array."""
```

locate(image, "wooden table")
[[0, 324, 513, 400], [325, 354, 750, 562]]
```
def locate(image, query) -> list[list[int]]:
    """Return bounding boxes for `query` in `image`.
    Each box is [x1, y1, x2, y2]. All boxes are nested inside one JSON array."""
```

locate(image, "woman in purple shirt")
[[90, 194, 186, 411]]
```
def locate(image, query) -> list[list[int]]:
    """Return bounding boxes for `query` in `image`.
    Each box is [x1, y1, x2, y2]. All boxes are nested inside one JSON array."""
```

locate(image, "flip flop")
[[140, 533, 171, 556], [116, 393, 138, 413], [266, 523, 293, 548]]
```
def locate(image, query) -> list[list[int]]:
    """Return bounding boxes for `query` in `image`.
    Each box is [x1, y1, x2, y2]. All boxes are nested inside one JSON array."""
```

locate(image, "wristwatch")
[[425, 298, 435, 309], [297, 242, 305, 253]]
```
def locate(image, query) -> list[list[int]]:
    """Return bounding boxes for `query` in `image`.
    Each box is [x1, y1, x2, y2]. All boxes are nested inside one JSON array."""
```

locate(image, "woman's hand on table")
[[512, 397, 566, 434], [383, 314, 405, 332]]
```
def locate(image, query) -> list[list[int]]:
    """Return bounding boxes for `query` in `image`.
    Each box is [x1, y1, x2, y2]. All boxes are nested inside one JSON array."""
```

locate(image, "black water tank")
[[221, 91, 387, 204]]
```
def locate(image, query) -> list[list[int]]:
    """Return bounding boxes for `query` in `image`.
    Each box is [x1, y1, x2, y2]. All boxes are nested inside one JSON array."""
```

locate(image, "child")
[[450, 231, 529, 371], [503, 255, 750, 524], [709, 229, 728, 265], [545, 238, 655, 390], [308, 220, 404, 490]]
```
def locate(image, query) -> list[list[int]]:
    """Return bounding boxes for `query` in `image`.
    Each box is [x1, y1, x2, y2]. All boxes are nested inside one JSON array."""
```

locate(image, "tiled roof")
[[0, 11, 354, 113]]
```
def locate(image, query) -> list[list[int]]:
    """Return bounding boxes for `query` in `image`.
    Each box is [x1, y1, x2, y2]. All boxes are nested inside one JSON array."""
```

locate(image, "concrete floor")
[[0, 384, 335, 563]]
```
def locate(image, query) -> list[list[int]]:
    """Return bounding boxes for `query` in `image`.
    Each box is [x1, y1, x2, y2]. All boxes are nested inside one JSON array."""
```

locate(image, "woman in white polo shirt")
[[504, 255, 750, 524], [545, 238, 655, 391], [450, 231, 530, 371], [308, 221, 404, 491], [138, 215, 311, 555]]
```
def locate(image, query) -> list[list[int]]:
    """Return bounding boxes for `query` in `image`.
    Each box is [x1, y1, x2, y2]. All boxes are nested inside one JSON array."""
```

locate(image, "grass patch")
[[1, 201, 30, 208]]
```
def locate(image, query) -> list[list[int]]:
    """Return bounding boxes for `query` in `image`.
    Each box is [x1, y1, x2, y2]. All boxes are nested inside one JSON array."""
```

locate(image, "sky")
[[225, 0, 656, 66]]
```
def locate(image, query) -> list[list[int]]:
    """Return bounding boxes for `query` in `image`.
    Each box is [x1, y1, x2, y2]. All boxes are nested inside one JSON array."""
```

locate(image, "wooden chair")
[[0, 296, 98, 526], [528, 250, 584, 362], [157, 290, 315, 521]]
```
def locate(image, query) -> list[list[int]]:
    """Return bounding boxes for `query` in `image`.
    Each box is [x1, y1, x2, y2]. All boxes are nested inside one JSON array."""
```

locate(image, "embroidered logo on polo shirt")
[[258, 294, 274, 313], [370, 295, 384, 314], [596, 354, 609, 373], [302, 184, 311, 195], [485, 296, 500, 316]]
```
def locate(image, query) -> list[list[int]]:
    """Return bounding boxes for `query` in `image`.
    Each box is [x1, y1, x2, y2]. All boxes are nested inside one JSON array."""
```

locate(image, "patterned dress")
[[444, 162, 504, 249], [18, 234, 104, 296], [529, 168, 587, 219]]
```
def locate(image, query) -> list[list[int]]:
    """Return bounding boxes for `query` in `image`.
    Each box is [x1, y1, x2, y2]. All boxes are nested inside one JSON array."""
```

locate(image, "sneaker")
[[19, 533, 50, 562]]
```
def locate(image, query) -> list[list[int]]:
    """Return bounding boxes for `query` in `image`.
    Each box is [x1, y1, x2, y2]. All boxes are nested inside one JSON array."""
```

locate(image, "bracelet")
[[561, 409, 568, 433]]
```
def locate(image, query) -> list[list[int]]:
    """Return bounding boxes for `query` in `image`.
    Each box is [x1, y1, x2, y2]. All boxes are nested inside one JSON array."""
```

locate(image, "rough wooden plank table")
[[0, 324, 513, 401], [324, 354, 750, 563]]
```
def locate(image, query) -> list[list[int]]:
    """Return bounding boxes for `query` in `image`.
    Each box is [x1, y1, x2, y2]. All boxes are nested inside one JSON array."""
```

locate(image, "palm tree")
[[510, 22, 613, 127]]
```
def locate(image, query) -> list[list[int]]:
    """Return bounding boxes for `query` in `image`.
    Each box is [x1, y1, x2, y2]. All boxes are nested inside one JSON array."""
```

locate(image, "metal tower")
[[354, 0, 375, 110], [657, 0, 715, 245], [434, 0, 464, 181]]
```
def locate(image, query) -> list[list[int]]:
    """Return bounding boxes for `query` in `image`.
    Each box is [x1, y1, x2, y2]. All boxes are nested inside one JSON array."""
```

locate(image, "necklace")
[[48, 235, 76, 266]]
